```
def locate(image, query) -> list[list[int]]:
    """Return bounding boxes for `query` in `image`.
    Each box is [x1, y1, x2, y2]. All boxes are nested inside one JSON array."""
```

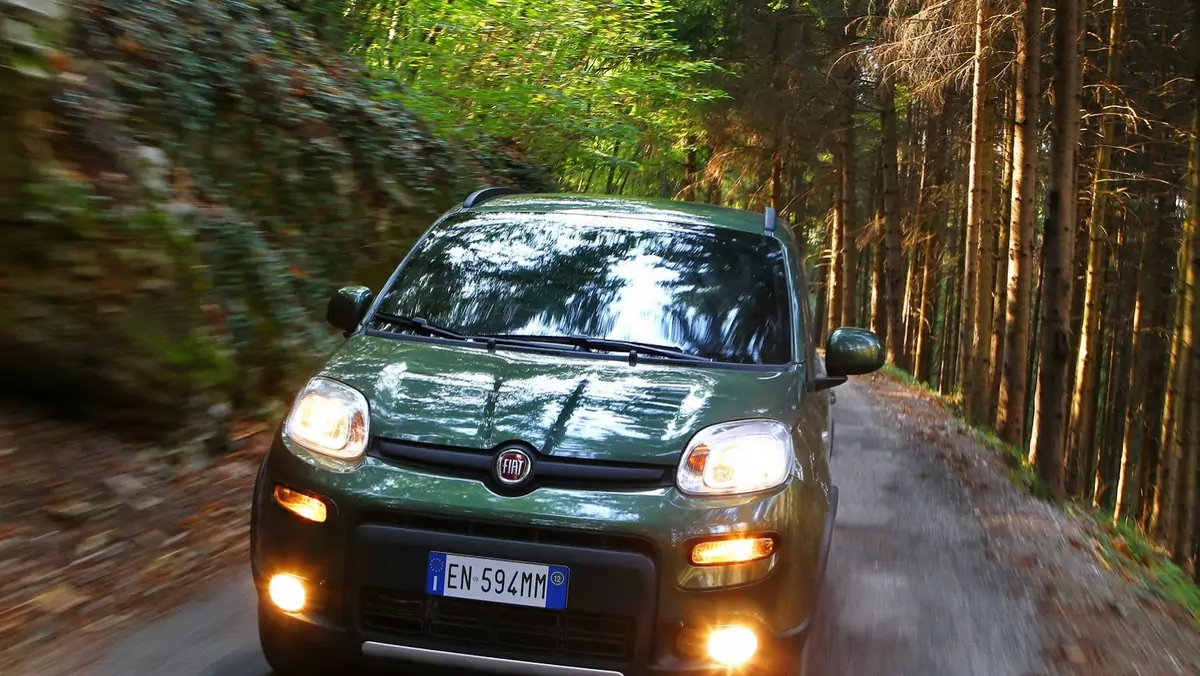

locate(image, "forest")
[[294, 0, 1200, 574]]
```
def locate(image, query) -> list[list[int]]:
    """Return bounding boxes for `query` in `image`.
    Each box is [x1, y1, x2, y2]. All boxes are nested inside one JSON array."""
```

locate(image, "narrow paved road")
[[74, 381, 1045, 676], [806, 382, 1044, 675]]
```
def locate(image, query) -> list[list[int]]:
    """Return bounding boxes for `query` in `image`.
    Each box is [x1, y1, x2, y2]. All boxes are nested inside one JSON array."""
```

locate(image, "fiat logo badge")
[[494, 447, 533, 486]]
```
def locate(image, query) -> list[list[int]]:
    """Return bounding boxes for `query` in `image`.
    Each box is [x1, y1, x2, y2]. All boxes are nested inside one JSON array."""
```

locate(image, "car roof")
[[464, 193, 771, 236]]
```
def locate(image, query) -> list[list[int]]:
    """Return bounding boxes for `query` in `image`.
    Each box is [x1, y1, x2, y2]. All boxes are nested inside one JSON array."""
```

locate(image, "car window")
[[373, 211, 794, 365]]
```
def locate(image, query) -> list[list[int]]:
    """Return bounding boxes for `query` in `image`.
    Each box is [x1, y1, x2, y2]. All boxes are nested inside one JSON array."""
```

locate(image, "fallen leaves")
[[1062, 642, 1087, 665], [0, 411, 273, 670], [31, 585, 89, 615], [73, 532, 112, 559], [116, 36, 139, 55], [43, 500, 102, 523], [45, 50, 72, 74]]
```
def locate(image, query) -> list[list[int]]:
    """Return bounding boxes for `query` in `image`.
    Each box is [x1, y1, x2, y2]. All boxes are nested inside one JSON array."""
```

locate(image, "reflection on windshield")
[[375, 212, 793, 364]]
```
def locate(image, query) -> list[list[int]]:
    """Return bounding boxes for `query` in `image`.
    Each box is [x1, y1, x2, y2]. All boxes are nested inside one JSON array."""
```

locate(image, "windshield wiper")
[[369, 320, 712, 363], [370, 312, 467, 340], [480, 334, 712, 363]]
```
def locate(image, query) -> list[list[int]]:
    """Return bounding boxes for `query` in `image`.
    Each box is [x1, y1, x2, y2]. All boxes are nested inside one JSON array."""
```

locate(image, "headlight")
[[676, 420, 794, 496], [283, 377, 369, 460]]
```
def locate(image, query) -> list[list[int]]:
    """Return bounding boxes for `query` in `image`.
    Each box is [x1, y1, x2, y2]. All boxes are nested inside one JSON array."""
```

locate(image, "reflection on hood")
[[320, 335, 795, 465]]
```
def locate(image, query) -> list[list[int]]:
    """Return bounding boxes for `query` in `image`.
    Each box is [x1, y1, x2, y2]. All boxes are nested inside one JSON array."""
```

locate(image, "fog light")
[[273, 485, 327, 523], [690, 536, 775, 566], [268, 573, 307, 613], [707, 625, 758, 666]]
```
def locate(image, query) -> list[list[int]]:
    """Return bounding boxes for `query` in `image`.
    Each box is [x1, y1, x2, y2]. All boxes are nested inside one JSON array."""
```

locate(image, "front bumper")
[[251, 434, 832, 675]]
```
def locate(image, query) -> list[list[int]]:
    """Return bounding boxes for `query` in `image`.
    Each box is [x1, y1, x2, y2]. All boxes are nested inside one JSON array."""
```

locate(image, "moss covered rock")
[[0, 0, 552, 440]]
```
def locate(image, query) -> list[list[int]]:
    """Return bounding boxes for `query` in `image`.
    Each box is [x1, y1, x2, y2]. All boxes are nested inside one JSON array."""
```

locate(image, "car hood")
[[316, 334, 798, 465]]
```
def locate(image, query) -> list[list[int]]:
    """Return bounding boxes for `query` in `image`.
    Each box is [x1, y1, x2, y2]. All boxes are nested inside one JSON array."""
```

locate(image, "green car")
[[250, 188, 884, 676]]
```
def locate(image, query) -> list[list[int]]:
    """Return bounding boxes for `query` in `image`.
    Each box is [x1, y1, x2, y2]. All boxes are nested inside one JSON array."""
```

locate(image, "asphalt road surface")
[[77, 381, 1046, 676]]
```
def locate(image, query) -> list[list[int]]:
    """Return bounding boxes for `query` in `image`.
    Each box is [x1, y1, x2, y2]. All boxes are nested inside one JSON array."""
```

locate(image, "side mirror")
[[327, 285, 374, 334], [813, 327, 885, 391]]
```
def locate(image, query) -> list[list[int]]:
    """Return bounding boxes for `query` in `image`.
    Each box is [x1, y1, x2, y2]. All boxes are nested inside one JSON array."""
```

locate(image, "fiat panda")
[[250, 188, 884, 675]]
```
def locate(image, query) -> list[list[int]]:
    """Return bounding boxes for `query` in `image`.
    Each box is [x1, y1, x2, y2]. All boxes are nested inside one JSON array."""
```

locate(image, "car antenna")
[[764, 206, 777, 235]]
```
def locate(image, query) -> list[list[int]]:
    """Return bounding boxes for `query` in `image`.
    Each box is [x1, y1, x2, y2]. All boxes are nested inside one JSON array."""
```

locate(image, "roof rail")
[[764, 206, 778, 235], [462, 186, 526, 209]]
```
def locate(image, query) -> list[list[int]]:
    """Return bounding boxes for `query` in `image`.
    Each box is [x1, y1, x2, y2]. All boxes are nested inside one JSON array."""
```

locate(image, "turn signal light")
[[690, 536, 776, 566], [273, 485, 328, 523]]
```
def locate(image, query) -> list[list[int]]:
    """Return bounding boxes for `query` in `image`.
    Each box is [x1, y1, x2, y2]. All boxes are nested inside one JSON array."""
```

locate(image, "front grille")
[[361, 588, 636, 661], [359, 510, 660, 562], [370, 437, 673, 494]]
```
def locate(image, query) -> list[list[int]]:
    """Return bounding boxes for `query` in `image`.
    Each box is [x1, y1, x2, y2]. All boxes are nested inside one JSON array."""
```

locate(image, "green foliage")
[[880, 363, 926, 389], [1082, 506, 1200, 630], [316, 0, 726, 198]]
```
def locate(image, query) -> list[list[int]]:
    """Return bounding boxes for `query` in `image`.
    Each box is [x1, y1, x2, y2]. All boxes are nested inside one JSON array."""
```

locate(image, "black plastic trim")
[[347, 523, 659, 672], [356, 510, 661, 562], [463, 186, 526, 208], [371, 438, 672, 495], [808, 485, 839, 621]]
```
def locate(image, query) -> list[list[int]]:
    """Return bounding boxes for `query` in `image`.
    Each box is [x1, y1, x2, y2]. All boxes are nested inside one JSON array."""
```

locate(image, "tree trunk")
[[1066, 0, 1125, 496], [859, 249, 873, 326], [1170, 224, 1196, 564], [1134, 197, 1177, 529], [605, 140, 621, 194], [871, 147, 889, 342], [1027, 248, 1045, 450], [1182, 11, 1200, 569], [943, 203, 968, 394], [814, 246, 829, 346], [841, 86, 860, 329], [905, 120, 930, 361], [771, 150, 784, 211], [683, 136, 698, 201], [988, 93, 1015, 425], [1171, 47, 1200, 563], [916, 101, 951, 382], [1152, 266, 1189, 539], [1032, 0, 1082, 502], [961, 0, 995, 421], [903, 248, 921, 357], [882, 80, 906, 368], [915, 241, 940, 383], [707, 152, 724, 205], [827, 178, 845, 334], [1116, 192, 1175, 523], [1096, 224, 1134, 508], [1180, 41, 1200, 571], [999, 0, 1041, 446]]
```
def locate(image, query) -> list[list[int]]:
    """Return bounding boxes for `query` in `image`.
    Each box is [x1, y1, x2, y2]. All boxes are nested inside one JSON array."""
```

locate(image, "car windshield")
[[372, 211, 794, 365]]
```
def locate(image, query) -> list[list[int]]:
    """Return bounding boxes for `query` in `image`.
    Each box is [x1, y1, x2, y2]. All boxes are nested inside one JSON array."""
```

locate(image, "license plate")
[[425, 552, 569, 610]]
